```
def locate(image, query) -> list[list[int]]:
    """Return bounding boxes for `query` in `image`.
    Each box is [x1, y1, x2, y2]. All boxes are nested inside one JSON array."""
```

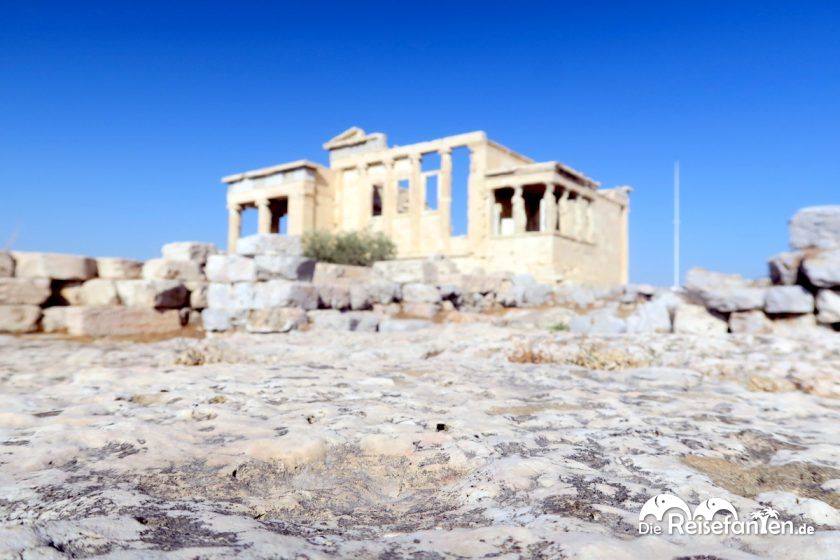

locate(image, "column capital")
[[439, 147, 452, 156], [408, 153, 422, 164], [256, 197, 270, 208], [227, 202, 241, 212]]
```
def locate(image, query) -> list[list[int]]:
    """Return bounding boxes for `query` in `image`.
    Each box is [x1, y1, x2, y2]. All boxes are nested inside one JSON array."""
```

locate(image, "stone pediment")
[[323, 127, 368, 150]]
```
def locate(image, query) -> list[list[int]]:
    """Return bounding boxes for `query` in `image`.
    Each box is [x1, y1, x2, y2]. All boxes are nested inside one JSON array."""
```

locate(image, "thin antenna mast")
[[673, 161, 680, 289]]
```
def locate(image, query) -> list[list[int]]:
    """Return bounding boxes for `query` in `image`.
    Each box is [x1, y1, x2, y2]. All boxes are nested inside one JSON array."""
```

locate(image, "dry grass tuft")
[[508, 343, 554, 364], [173, 344, 242, 367], [566, 346, 648, 371], [508, 340, 647, 371]]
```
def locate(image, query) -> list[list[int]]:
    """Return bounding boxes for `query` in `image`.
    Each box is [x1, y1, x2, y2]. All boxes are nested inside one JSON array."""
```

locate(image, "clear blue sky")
[[1, 1, 838, 285]]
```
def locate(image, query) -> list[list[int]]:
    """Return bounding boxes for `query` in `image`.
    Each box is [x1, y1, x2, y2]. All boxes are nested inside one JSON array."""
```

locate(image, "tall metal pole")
[[673, 161, 680, 289]]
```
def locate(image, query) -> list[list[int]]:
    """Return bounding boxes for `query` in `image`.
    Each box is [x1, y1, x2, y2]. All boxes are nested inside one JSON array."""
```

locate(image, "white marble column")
[[409, 154, 423, 253], [512, 185, 526, 233], [257, 198, 271, 235], [542, 184, 557, 233], [227, 203, 241, 253], [557, 190, 569, 235], [357, 163, 370, 230], [439, 148, 452, 245], [382, 158, 395, 236]]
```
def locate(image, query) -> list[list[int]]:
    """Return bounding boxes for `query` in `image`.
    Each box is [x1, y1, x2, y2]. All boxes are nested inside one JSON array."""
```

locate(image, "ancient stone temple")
[[222, 127, 630, 284]]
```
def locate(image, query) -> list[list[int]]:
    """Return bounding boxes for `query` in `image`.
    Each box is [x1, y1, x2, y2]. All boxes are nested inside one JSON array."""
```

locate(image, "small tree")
[[302, 230, 396, 267]]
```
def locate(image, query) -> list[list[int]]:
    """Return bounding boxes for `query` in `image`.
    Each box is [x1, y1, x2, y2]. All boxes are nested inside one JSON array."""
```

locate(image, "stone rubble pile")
[[1, 206, 837, 337], [680, 205, 840, 335]]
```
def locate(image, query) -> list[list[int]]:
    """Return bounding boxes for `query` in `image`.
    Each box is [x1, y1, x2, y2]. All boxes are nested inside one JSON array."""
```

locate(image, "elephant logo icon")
[[692, 498, 738, 520], [638, 494, 692, 521]]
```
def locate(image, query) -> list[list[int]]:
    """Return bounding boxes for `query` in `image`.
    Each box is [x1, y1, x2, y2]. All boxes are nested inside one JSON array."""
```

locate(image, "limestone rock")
[[12, 252, 96, 280], [402, 283, 441, 304], [729, 310, 773, 334], [0, 252, 14, 277], [672, 304, 727, 335], [206, 283, 233, 309], [378, 318, 432, 332], [438, 284, 462, 306], [41, 307, 67, 333], [78, 279, 120, 306], [312, 263, 373, 285], [307, 310, 381, 332], [621, 283, 657, 303], [115, 280, 188, 309], [651, 290, 686, 313], [684, 267, 746, 291], [569, 309, 627, 334], [161, 241, 219, 265], [401, 302, 439, 320], [186, 281, 208, 309], [64, 306, 183, 337], [437, 273, 504, 295], [349, 282, 400, 310], [373, 259, 438, 284], [815, 290, 840, 324], [236, 234, 303, 257], [684, 267, 765, 312], [772, 313, 819, 337], [347, 311, 382, 332], [142, 258, 204, 282], [246, 308, 307, 333], [0, 278, 51, 305], [307, 309, 354, 331], [233, 281, 318, 310], [316, 284, 351, 310], [625, 300, 672, 333], [767, 251, 803, 285], [764, 285, 814, 314], [201, 308, 244, 332], [499, 283, 553, 308], [372, 302, 401, 317], [254, 255, 316, 281], [95, 257, 143, 280], [0, 305, 41, 333], [205, 255, 256, 283], [58, 282, 84, 305], [789, 205, 840, 250], [802, 248, 840, 288], [498, 286, 524, 308], [553, 284, 611, 308], [697, 287, 765, 313]]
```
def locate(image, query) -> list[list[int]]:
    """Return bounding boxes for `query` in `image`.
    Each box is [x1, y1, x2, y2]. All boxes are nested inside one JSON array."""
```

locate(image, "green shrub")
[[302, 230, 396, 267]]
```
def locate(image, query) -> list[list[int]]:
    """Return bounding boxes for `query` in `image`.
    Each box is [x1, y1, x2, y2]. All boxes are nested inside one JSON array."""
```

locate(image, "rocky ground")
[[1, 321, 839, 559]]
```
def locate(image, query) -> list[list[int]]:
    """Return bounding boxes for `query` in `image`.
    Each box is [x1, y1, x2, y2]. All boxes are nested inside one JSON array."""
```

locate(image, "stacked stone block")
[[0, 242, 218, 336], [203, 234, 318, 333]]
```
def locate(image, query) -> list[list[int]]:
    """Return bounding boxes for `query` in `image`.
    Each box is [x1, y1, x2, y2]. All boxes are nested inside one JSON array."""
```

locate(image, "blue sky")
[[1, 1, 838, 285]]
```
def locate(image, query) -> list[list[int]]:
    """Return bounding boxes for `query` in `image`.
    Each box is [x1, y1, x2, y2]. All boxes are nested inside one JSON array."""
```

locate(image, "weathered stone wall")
[[2, 206, 837, 337], [0, 243, 217, 336]]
